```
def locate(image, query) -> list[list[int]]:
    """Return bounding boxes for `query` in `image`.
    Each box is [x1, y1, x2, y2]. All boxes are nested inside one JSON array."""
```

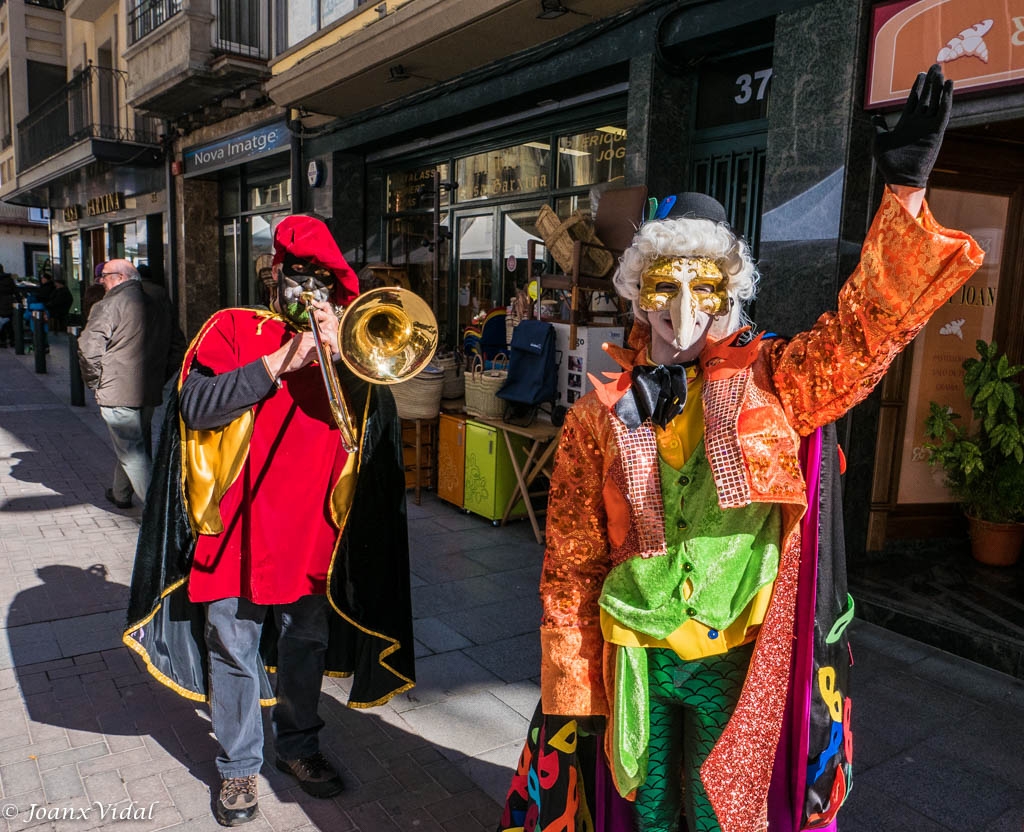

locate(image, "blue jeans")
[[205, 595, 330, 778], [99, 405, 154, 503]]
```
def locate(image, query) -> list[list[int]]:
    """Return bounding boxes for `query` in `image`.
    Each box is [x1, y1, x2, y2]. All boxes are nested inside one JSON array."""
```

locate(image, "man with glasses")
[[77, 258, 183, 509]]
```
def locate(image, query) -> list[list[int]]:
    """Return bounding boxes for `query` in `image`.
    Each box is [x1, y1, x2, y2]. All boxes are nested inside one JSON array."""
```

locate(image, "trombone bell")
[[338, 287, 439, 384]]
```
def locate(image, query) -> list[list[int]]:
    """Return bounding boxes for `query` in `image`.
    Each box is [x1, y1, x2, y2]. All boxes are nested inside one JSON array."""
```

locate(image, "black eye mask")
[[278, 253, 336, 325]]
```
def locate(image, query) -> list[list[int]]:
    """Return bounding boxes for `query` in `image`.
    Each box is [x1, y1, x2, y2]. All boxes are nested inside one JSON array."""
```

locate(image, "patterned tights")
[[634, 643, 754, 832]]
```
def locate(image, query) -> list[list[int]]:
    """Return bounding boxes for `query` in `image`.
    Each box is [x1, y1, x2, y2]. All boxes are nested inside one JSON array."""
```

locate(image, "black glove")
[[872, 63, 953, 188]]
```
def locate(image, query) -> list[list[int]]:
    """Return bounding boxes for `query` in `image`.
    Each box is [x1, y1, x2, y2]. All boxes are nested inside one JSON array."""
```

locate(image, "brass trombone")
[[302, 287, 439, 453]]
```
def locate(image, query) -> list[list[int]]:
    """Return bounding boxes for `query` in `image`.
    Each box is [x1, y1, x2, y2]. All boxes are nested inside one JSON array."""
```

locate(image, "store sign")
[[184, 121, 289, 176], [86, 192, 123, 216], [867, 0, 1024, 108], [63, 205, 80, 222]]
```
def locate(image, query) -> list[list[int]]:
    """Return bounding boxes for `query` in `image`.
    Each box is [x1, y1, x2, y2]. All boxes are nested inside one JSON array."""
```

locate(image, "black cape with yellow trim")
[[123, 367, 415, 708]]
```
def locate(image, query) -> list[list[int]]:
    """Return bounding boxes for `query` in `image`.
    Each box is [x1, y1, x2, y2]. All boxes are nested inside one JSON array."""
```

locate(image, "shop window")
[[386, 163, 451, 213], [895, 189, 1009, 505], [554, 125, 627, 189], [455, 143, 550, 202], [249, 176, 291, 209]]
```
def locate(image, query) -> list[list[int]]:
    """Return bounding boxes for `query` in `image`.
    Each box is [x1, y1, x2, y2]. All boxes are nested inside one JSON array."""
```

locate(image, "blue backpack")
[[498, 320, 559, 412]]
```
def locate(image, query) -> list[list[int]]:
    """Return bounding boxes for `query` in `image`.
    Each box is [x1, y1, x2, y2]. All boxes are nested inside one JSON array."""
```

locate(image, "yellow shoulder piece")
[[181, 413, 254, 535]]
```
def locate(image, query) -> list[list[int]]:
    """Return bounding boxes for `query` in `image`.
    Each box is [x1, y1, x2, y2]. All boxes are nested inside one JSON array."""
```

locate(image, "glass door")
[[500, 204, 545, 298], [453, 210, 496, 331]]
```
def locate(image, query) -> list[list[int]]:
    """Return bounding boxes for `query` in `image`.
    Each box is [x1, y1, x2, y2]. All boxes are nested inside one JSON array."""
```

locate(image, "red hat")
[[272, 215, 359, 305]]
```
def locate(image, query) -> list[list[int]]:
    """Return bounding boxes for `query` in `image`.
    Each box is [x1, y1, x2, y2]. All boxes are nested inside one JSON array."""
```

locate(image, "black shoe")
[[104, 488, 132, 509], [215, 775, 258, 826], [275, 752, 344, 798]]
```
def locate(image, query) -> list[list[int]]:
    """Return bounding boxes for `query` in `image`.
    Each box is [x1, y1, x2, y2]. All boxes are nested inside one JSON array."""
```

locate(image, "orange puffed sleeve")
[[772, 188, 984, 436], [539, 399, 614, 717]]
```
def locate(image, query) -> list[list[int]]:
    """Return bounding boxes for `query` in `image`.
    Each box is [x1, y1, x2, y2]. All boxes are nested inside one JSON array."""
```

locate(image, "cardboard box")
[[552, 323, 625, 406]]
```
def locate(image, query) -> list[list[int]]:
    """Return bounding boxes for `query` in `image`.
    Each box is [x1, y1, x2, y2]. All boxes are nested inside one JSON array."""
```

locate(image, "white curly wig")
[[613, 217, 759, 339]]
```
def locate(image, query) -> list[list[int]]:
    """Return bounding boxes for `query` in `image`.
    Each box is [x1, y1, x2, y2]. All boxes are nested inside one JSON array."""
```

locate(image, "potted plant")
[[923, 339, 1024, 566]]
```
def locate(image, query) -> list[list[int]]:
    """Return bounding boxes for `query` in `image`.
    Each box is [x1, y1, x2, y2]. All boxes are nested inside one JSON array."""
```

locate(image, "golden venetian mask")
[[638, 256, 729, 317]]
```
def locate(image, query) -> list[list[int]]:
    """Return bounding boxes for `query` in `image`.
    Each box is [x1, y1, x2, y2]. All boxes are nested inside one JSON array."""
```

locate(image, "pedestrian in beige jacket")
[[77, 259, 183, 508]]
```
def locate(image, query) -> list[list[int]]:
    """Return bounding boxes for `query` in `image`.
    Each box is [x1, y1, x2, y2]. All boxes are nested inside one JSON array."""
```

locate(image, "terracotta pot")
[[967, 515, 1024, 566]]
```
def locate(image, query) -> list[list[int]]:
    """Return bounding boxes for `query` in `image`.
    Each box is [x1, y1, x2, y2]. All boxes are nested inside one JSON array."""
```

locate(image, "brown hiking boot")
[[215, 774, 258, 826], [275, 751, 345, 798]]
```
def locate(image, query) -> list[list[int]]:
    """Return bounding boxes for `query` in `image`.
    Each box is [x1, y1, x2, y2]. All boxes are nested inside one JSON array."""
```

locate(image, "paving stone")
[[82, 769, 130, 806], [0, 736, 70, 767], [347, 800, 403, 831], [413, 617, 474, 653], [41, 763, 87, 801], [34, 741, 108, 772], [75, 746, 150, 778], [0, 759, 41, 798]]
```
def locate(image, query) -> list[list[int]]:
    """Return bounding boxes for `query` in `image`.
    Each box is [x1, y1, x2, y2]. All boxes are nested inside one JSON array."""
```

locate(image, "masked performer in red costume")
[[123, 216, 413, 826], [499, 65, 983, 832]]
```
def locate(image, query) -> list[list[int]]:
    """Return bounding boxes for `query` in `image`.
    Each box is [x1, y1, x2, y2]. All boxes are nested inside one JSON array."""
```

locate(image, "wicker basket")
[[434, 353, 465, 400], [391, 365, 445, 420], [535, 205, 614, 277], [464, 355, 508, 419]]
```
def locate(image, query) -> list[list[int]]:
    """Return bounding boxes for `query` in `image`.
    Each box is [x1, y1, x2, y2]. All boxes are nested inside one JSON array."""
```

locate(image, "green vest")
[[599, 440, 781, 634]]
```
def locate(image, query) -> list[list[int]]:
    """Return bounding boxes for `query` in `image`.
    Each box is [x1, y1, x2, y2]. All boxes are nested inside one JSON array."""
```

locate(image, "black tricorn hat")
[[665, 192, 729, 225]]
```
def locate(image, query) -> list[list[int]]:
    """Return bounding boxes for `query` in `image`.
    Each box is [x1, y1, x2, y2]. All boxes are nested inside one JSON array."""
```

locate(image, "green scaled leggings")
[[634, 643, 755, 832]]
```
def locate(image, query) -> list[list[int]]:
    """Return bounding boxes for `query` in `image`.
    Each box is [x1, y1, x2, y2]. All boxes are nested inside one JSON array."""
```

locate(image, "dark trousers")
[[205, 595, 330, 778]]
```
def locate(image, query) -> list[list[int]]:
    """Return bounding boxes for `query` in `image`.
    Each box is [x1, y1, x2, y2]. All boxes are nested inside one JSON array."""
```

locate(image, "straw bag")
[[434, 352, 465, 400], [464, 354, 508, 419], [391, 364, 445, 420], [535, 205, 614, 277]]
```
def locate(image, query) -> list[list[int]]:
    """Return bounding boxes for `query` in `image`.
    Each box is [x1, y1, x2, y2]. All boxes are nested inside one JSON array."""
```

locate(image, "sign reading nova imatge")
[[183, 121, 289, 176]]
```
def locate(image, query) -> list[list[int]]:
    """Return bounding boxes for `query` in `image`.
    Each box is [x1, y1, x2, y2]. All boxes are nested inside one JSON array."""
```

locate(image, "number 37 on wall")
[[734, 69, 773, 104]]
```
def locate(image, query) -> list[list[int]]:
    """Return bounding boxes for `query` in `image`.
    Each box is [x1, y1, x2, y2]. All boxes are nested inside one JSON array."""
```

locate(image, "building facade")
[[1, 0, 1022, 668]]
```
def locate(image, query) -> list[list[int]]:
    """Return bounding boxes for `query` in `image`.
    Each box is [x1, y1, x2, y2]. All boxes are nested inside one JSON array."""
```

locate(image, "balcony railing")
[[16, 65, 160, 172], [127, 0, 182, 46], [215, 0, 268, 59]]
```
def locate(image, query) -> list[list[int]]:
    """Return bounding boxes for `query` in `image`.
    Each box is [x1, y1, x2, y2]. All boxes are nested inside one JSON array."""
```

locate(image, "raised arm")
[[771, 65, 984, 435]]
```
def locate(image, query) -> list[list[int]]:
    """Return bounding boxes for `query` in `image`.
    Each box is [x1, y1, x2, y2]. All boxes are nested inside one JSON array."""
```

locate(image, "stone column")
[[757, 0, 879, 556], [176, 177, 220, 338], [626, 53, 693, 197]]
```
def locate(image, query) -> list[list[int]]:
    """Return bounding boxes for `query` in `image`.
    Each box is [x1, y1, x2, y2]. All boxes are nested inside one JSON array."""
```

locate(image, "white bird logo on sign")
[[939, 318, 966, 340], [937, 19, 993, 64]]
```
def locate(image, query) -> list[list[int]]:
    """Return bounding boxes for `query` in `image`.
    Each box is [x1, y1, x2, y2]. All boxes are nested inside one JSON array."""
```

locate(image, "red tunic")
[[185, 309, 348, 605]]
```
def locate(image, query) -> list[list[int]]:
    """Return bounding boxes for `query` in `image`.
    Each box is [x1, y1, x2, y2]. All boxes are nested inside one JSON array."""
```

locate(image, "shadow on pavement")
[[6, 564, 508, 830]]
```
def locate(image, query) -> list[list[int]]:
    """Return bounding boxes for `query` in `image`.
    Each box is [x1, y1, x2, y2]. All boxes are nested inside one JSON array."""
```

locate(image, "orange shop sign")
[[866, 0, 1024, 108]]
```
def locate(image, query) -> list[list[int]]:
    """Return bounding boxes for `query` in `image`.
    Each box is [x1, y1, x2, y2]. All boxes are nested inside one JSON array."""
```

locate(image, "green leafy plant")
[[923, 340, 1024, 524]]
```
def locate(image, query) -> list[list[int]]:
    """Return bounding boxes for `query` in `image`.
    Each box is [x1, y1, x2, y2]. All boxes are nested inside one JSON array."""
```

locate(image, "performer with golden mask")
[[123, 216, 415, 826], [499, 65, 982, 832]]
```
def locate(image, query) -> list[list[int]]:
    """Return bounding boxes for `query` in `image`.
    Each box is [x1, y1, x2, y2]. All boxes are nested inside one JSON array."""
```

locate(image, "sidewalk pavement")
[[2, 334, 1024, 832]]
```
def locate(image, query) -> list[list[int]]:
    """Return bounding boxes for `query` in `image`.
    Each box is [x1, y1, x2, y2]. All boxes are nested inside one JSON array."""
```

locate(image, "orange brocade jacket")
[[538, 190, 983, 832]]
